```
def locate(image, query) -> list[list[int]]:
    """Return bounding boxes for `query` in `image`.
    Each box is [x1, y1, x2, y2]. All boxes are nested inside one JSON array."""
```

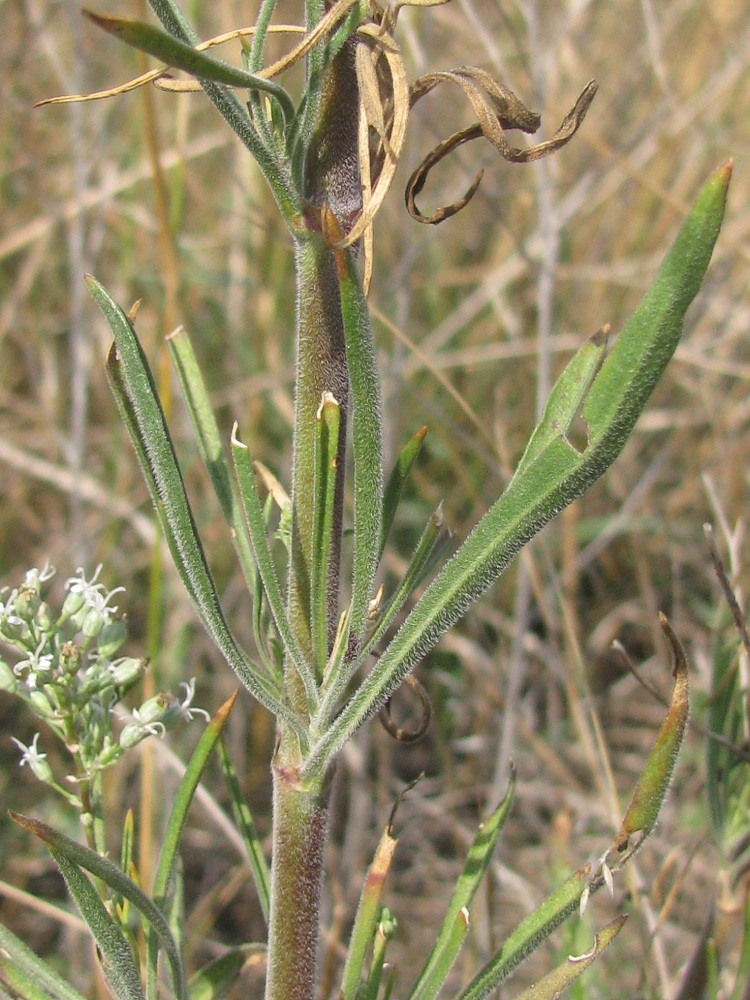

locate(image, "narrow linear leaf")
[[166, 327, 258, 602], [304, 162, 730, 778], [48, 851, 145, 1000], [340, 828, 398, 1000], [319, 504, 444, 728], [367, 504, 444, 655], [231, 425, 319, 711], [89, 275, 304, 739], [216, 737, 271, 923], [312, 392, 342, 676], [83, 11, 295, 122], [612, 614, 689, 855], [454, 866, 594, 1000], [327, 211, 385, 641], [513, 326, 608, 479], [188, 946, 266, 1000], [10, 814, 185, 1000], [143, 0, 300, 221], [0, 923, 87, 1000], [408, 909, 469, 1000], [410, 765, 516, 1000], [363, 910, 397, 1000], [510, 915, 627, 1000], [165, 858, 186, 985], [381, 426, 428, 557], [116, 809, 136, 926], [146, 693, 238, 1000], [0, 961, 54, 1000]]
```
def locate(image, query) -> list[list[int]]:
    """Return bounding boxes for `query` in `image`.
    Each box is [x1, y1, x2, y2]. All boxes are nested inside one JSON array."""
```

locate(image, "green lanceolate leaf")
[[409, 910, 470, 1000], [611, 614, 689, 856], [0, 922, 87, 1000], [327, 212, 385, 642], [83, 11, 295, 124], [366, 504, 445, 654], [454, 866, 595, 1000], [509, 915, 627, 1000], [166, 327, 258, 603], [89, 276, 305, 741], [189, 946, 266, 1000], [231, 426, 319, 712], [303, 161, 730, 779], [380, 426, 428, 557], [48, 851, 145, 1000], [217, 737, 271, 923], [10, 814, 186, 1000], [312, 392, 342, 676], [409, 766, 516, 1000], [363, 909, 397, 1000], [153, 692, 237, 905], [318, 503, 445, 729], [340, 828, 398, 1000], [146, 694, 238, 1000], [512, 327, 608, 480]]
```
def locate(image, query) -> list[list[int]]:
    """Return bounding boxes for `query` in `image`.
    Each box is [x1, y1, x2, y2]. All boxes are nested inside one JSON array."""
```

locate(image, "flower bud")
[[97, 617, 128, 659], [28, 755, 55, 785], [0, 659, 17, 693], [62, 590, 86, 618], [14, 585, 41, 621], [59, 641, 82, 675], [136, 692, 172, 725], [109, 656, 146, 688], [81, 607, 105, 640], [34, 601, 54, 632], [29, 689, 53, 715], [0, 615, 27, 642]]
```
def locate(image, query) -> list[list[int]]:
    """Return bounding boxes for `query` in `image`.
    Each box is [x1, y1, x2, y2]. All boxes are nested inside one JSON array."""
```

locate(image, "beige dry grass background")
[[1, 1, 749, 997]]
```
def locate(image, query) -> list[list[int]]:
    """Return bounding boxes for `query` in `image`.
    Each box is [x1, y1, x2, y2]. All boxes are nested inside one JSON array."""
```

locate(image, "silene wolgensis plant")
[[0, 2, 732, 999]]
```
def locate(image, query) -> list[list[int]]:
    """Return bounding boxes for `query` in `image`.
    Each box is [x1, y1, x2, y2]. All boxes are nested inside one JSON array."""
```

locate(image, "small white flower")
[[11, 733, 54, 783], [176, 679, 210, 722], [12, 637, 55, 678], [119, 708, 167, 749], [0, 590, 26, 638], [12, 732, 46, 767], [23, 564, 55, 589], [64, 566, 125, 626], [65, 564, 104, 598]]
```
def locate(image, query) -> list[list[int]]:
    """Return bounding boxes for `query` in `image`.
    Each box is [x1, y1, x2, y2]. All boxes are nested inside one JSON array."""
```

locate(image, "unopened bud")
[[14, 585, 41, 621], [0, 659, 17, 693], [35, 602, 53, 632], [109, 657, 146, 688], [82, 607, 105, 639], [59, 641, 82, 675], [61, 589, 86, 619], [137, 692, 172, 725], [97, 618, 128, 658], [29, 689, 53, 715]]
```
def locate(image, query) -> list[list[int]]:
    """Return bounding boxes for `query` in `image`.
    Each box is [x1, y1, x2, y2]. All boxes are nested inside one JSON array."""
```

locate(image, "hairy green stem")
[[265, 744, 332, 1000]]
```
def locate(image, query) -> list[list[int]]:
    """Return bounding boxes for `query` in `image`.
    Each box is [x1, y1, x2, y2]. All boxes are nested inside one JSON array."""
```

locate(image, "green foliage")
[[0, 1, 736, 998]]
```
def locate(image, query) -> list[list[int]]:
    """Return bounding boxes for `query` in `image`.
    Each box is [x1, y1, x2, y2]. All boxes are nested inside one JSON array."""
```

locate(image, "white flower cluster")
[[0, 564, 208, 805]]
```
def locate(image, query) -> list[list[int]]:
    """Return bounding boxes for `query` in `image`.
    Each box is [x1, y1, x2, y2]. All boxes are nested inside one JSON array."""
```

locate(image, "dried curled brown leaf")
[[406, 74, 598, 224]]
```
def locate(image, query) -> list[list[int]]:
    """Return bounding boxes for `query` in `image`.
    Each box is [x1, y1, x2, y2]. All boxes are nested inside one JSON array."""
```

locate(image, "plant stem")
[[265, 735, 332, 1000]]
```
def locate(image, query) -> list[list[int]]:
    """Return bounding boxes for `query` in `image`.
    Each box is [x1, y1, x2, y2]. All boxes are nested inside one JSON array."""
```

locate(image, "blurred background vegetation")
[[1, 1, 749, 996]]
